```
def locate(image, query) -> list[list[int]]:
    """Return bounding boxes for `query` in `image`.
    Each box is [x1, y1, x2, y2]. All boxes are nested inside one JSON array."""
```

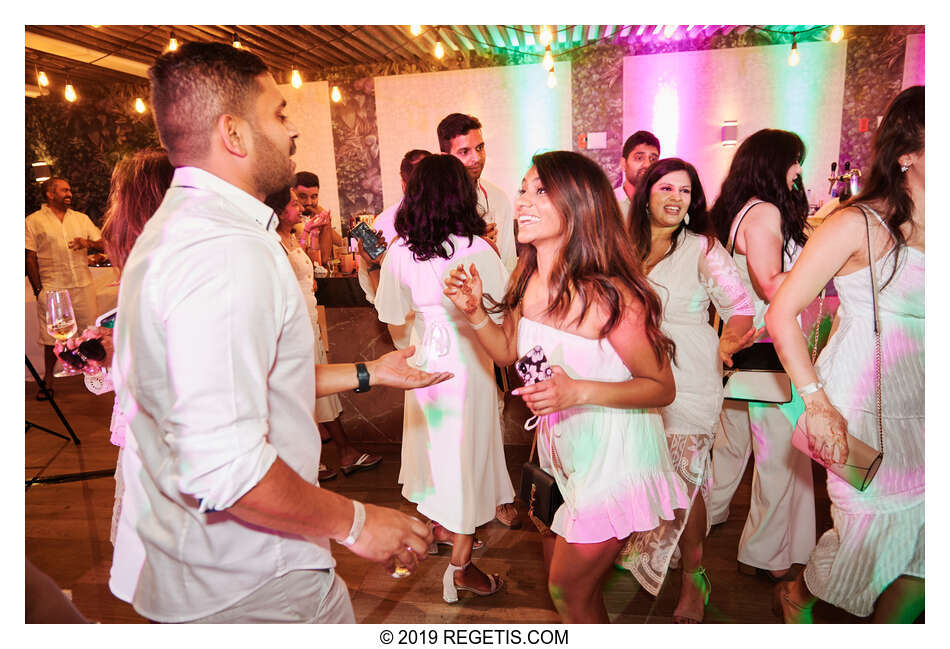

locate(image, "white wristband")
[[340, 500, 366, 547], [470, 314, 491, 330], [797, 381, 824, 396]]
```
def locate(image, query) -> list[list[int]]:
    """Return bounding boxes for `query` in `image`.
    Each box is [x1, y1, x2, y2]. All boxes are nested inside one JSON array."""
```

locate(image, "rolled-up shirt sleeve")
[[161, 237, 282, 512]]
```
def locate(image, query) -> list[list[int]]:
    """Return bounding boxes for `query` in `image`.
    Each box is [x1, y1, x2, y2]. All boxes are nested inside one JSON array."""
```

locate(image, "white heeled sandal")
[[442, 561, 503, 604]]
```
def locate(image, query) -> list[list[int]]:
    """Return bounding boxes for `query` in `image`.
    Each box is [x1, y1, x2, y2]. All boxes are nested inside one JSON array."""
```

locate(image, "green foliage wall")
[[25, 84, 161, 224]]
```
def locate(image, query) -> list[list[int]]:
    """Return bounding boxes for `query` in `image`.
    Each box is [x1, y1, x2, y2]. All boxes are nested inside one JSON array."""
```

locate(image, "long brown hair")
[[493, 150, 674, 364], [101, 150, 174, 271], [840, 85, 924, 287]]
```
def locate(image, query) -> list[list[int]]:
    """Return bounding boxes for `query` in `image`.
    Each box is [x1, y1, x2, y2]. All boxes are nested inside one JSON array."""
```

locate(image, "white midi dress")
[[620, 231, 754, 594], [375, 235, 515, 534], [803, 211, 924, 617], [518, 317, 690, 546], [284, 242, 342, 423]]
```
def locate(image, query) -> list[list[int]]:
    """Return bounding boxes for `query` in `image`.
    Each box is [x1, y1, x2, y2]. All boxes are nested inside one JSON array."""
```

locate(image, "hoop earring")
[[683, 213, 690, 225]]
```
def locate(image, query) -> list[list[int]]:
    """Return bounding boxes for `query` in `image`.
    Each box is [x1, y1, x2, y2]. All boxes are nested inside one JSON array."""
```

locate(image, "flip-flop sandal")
[[318, 464, 338, 481], [340, 453, 383, 476]]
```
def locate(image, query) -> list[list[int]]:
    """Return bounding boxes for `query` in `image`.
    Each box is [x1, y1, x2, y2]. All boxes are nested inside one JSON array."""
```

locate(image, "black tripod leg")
[[25, 355, 80, 445]]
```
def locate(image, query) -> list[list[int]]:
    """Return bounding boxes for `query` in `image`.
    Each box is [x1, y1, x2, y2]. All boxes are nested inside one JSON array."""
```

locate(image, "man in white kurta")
[[614, 131, 660, 227], [25, 177, 103, 391]]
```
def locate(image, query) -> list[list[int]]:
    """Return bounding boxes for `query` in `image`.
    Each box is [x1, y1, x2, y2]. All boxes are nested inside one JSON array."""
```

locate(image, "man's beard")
[[252, 129, 295, 197]]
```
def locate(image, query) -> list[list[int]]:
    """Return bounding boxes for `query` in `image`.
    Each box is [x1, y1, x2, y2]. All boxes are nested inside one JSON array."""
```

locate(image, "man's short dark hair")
[[437, 113, 482, 153], [294, 171, 320, 189], [621, 131, 661, 159], [399, 150, 431, 185], [148, 42, 269, 165], [41, 177, 66, 198]]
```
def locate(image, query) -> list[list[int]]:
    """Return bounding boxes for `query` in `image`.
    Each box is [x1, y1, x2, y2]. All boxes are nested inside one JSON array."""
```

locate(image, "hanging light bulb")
[[64, 82, 77, 102], [330, 86, 342, 102], [291, 66, 303, 89], [547, 70, 557, 88], [542, 45, 554, 72], [830, 25, 844, 43], [664, 24, 677, 39], [410, 25, 422, 36], [232, 32, 242, 49], [539, 25, 553, 47], [134, 97, 147, 113], [788, 34, 800, 67], [167, 28, 179, 52], [36, 68, 49, 88], [434, 39, 445, 59]]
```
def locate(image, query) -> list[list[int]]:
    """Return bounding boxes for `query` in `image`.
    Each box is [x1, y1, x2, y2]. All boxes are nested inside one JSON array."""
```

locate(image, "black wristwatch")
[[353, 362, 371, 393]]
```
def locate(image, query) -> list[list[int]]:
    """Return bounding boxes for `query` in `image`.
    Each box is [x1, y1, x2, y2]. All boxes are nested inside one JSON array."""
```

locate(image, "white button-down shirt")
[[25, 205, 101, 288], [614, 185, 632, 227], [478, 179, 517, 274], [110, 166, 333, 622]]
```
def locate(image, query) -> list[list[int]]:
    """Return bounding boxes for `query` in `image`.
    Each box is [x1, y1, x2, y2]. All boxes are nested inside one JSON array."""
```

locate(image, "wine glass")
[[46, 289, 81, 377]]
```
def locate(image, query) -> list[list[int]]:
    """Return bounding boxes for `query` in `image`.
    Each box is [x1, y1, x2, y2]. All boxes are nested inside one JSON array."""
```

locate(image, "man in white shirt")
[[110, 41, 442, 623], [614, 131, 660, 225], [25, 177, 104, 396], [437, 113, 517, 274]]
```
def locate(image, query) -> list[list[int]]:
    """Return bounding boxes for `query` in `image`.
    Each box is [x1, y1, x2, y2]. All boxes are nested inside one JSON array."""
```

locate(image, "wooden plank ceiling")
[[25, 25, 824, 94]]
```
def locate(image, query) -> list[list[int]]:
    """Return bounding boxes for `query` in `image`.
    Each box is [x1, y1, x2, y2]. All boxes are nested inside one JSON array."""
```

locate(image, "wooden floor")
[[26, 375, 878, 624]]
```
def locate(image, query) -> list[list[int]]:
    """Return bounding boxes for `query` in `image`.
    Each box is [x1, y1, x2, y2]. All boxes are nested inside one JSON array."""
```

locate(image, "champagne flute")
[[46, 289, 81, 377]]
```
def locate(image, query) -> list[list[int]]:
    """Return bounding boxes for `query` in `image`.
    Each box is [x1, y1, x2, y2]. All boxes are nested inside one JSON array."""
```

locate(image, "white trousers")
[[186, 569, 354, 624], [708, 398, 816, 570]]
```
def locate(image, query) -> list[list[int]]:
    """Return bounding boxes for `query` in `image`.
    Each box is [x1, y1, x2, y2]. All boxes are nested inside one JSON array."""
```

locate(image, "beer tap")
[[827, 160, 862, 200]]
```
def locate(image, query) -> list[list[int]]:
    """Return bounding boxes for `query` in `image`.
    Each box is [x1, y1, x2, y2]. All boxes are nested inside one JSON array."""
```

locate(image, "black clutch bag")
[[513, 345, 563, 530], [519, 458, 563, 529]]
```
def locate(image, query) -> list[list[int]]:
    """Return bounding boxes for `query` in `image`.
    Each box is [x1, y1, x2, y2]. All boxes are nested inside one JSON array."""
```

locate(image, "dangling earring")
[[901, 164, 910, 173], [683, 213, 690, 225]]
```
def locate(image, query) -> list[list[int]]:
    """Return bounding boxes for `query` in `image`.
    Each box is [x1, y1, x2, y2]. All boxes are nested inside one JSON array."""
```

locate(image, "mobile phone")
[[350, 221, 386, 260], [514, 346, 553, 386], [96, 308, 117, 329]]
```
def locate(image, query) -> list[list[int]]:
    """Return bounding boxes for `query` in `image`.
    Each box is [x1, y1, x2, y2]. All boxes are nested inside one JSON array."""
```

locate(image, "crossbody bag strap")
[[718, 200, 765, 336], [856, 203, 885, 456]]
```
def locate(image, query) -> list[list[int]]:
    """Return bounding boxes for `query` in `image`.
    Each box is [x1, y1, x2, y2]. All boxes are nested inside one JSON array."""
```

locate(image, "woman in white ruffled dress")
[[767, 85, 924, 623], [444, 151, 689, 623], [619, 158, 756, 623]]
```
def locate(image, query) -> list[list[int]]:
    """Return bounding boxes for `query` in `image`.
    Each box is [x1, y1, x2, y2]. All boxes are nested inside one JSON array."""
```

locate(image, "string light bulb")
[[830, 25, 844, 43], [232, 32, 242, 49], [788, 34, 800, 66], [539, 26, 552, 47], [410, 25, 422, 36], [434, 39, 445, 59], [664, 24, 677, 38], [542, 45, 554, 72], [291, 67, 302, 89], [167, 28, 179, 52], [547, 70, 557, 88], [36, 67, 49, 88], [64, 82, 77, 102], [134, 97, 146, 114], [330, 86, 342, 102]]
